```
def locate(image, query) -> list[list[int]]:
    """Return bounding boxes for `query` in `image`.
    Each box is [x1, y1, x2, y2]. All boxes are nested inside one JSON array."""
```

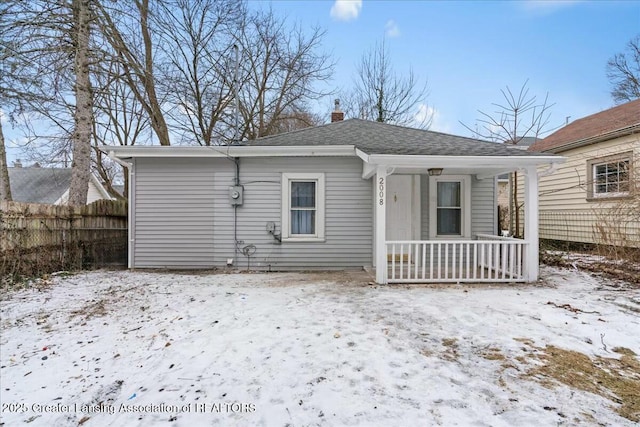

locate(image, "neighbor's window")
[[429, 175, 471, 238], [587, 153, 632, 199], [282, 173, 325, 241]]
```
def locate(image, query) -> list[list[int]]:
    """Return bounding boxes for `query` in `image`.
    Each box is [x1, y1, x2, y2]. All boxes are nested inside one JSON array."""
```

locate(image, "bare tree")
[[94, 0, 172, 146], [0, 1, 76, 167], [236, 9, 334, 140], [0, 121, 11, 201], [67, 0, 93, 205], [345, 39, 431, 128], [155, 0, 244, 145], [92, 58, 151, 197], [267, 108, 324, 135], [607, 35, 640, 104], [1, 0, 95, 205], [461, 80, 555, 237], [94, 2, 332, 145]]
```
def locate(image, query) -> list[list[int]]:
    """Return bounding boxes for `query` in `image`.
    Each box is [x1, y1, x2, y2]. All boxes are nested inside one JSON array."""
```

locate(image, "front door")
[[386, 175, 413, 241], [386, 175, 420, 262]]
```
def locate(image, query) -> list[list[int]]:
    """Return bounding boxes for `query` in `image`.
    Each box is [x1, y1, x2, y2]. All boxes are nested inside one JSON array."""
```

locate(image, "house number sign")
[[378, 177, 385, 205]]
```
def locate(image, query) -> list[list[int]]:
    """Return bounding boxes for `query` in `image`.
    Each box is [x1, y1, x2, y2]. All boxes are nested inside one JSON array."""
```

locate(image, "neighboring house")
[[496, 173, 510, 231], [7, 164, 113, 205], [529, 99, 640, 248], [496, 137, 537, 234], [112, 184, 125, 196], [103, 117, 563, 284]]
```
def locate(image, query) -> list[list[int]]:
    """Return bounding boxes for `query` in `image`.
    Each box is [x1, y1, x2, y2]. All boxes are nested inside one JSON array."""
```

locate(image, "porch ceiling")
[[386, 166, 514, 177], [359, 152, 565, 179]]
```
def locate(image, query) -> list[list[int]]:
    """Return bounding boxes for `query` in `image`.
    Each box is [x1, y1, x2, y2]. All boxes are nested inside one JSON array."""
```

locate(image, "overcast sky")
[[3, 0, 639, 165]]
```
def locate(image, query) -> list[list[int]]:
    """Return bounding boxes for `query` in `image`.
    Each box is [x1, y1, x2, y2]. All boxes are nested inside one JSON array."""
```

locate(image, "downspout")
[[108, 152, 134, 269], [232, 43, 241, 266], [233, 157, 240, 265]]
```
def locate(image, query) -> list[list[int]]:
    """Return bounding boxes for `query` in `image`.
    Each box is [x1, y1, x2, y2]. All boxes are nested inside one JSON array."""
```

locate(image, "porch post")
[[523, 166, 539, 281], [375, 167, 388, 284]]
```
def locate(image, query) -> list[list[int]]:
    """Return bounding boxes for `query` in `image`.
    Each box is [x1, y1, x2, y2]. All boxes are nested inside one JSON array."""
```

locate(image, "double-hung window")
[[587, 152, 632, 199], [281, 173, 325, 241], [436, 181, 462, 235], [429, 175, 471, 238]]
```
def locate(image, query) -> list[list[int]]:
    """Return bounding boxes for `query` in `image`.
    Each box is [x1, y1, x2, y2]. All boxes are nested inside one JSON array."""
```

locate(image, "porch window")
[[587, 152, 632, 199], [281, 173, 325, 241], [429, 175, 471, 238], [437, 182, 461, 235]]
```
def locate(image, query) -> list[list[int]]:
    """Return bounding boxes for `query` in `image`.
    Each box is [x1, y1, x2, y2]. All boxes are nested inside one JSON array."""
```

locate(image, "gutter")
[[101, 145, 358, 159], [107, 150, 133, 168], [107, 149, 134, 269]]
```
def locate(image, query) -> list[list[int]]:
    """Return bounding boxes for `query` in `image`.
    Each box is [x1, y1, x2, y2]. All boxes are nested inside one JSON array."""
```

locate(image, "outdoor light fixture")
[[428, 168, 443, 176]]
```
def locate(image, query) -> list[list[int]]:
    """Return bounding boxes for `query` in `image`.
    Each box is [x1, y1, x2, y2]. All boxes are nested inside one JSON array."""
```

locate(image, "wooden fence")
[[1, 200, 128, 282]]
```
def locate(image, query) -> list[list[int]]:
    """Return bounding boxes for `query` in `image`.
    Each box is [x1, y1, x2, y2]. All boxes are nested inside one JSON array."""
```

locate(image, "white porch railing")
[[386, 235, 527, 283]]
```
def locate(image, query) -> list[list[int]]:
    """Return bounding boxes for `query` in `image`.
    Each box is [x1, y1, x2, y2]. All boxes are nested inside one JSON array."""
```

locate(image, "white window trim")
[[428, 175, 471, 239], [588, 154, 632, 199], [281, 173, 325, 242]]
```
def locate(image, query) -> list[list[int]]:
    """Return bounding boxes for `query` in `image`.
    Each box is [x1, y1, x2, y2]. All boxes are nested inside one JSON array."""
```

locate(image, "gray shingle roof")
[[8, 167, 72, 204], [247, 119, 547, 157]]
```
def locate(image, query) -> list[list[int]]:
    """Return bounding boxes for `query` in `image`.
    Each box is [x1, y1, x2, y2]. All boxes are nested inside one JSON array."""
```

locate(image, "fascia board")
[[355, 148, 370, 162], [100, 145, 357, 159], [365, 154, 565, 168]]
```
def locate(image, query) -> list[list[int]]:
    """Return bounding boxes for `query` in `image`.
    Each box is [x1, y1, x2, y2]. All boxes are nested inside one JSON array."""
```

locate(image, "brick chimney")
[[13, 159, 22, 168], [331, 99, 344, 122]]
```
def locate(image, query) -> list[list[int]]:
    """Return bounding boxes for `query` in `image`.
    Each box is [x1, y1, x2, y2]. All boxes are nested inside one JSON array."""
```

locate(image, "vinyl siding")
[[234, 157, 372, 269], [471, 176, 496, 236], [537, 135, 638, 211], [131, 156, 503, 269], [133, 158, 216, 268], [535, 134, 640, 246], [132, 156, 373, 269]]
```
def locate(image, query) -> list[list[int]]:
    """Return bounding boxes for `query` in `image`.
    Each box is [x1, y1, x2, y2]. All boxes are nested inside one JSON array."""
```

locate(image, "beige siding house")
[[497, 137, 536, 236], [529, 99, 640, 248]]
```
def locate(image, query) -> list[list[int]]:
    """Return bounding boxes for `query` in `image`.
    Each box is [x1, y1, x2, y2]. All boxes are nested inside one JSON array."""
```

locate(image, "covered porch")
[[359, 151, 554, 285], [386, 236, 526, 283]]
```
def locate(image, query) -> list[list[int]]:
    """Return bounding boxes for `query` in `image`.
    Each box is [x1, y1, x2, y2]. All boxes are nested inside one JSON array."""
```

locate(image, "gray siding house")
[[104, 119, 563, 284]]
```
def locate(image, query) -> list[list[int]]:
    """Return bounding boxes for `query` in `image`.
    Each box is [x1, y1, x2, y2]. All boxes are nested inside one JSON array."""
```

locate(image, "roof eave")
[[534, 123, 640, 154], [365, 154, 564, 168], [100, 145, 358, 159]]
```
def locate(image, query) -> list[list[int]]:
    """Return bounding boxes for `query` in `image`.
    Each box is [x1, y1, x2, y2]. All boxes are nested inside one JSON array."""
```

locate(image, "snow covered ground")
[[1, 266, 638, 426]]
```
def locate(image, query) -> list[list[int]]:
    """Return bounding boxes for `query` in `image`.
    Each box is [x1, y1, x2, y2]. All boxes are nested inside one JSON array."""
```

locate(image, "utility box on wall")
[[228, 186, 244, 205]]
